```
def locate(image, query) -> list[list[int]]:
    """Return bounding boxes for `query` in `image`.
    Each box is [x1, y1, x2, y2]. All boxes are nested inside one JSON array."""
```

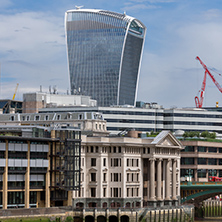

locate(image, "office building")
[[164, 108, 222, 134], [180, 140, 222, 182], [0, 126, 81, 209], [65, 9, 146, 107], [23, 92, 97, 113]]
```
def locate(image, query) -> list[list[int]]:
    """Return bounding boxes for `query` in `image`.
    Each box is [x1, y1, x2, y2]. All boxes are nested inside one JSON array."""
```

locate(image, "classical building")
[[0, 126, 81, 209], [65, 9, 146, 107], [73, 131, 183, 208], [0, 111, 108, 137], [180, 140, 222, 182], [39, 106, 164, 135]]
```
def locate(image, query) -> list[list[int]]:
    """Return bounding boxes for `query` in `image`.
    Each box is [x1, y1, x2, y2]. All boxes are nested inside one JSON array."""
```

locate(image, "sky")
[[1, 0, 222, 108]]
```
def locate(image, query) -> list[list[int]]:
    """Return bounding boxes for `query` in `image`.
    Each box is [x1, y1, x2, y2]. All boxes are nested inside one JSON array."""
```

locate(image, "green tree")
[[201, 131, 209, 138]]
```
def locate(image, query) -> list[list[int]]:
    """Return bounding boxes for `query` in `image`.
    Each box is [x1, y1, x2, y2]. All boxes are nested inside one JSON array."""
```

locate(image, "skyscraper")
[[65, 9, 146, 107]]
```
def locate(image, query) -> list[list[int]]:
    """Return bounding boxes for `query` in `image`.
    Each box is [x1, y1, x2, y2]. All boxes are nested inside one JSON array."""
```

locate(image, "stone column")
[[165, 158, 171, 201], [157, 159, 162, 201], [45, 142, 50, 208], [172, 159, 177, 200], [3, 140, 8, 209], [149, 158, 156, 201], [25, 141, 30, 208]]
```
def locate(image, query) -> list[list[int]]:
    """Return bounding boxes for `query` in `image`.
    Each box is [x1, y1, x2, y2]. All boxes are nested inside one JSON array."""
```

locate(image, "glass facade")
[[65, 9, 146, 107]]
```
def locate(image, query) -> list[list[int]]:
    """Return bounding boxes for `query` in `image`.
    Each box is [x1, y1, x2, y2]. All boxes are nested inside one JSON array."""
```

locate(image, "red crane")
[[195, 56, 222, 108]]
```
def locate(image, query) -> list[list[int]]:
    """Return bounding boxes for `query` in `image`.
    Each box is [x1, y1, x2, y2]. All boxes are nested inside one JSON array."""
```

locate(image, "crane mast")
[[195, 56, 222, 108], [12, 83, 19, 100]]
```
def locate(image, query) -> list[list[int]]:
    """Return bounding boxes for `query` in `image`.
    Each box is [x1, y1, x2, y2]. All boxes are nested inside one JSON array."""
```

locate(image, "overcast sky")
[[1, 0, 222, 108]]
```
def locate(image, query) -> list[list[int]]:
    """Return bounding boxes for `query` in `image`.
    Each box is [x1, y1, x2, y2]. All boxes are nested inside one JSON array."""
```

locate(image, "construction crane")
[[12, 83, 19, 100], [195, 56, 222, 108]]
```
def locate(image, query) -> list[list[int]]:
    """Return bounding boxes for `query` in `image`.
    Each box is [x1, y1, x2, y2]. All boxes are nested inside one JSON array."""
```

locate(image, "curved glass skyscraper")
[[65, 9, 146, 107]]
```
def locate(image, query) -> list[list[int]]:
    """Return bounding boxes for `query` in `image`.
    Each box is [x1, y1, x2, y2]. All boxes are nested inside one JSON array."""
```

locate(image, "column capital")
[[157, 158, 163, 162], [149, 158, 156, 161]]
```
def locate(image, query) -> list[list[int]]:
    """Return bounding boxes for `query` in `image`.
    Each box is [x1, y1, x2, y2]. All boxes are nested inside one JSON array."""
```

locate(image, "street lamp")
[[186, 169, 193, 185]]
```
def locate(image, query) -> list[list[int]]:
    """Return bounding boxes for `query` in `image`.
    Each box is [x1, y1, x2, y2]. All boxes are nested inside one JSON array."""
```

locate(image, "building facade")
[[65, 9, 146, 107], [73, 131, 183, 208], [180, 140, 222, 182], [23, 92, 97, 113], [0, 111, 108, 137], [0, 126, 81, 209], [39, 106, 164, 135]]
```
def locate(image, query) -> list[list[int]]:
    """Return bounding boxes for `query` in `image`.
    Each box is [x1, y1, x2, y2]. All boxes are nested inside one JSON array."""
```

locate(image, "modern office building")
[[0, 126, 81, 209], [180, 140, 222, 182], [23, 92, 97, 113], [65, 9, 146, 107], [164, 108, 222, 134]]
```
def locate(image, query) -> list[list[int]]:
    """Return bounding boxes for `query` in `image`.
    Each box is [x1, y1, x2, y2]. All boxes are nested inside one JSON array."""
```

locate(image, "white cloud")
[[137, 16, 222, 108], [0, 11, 68, 100]]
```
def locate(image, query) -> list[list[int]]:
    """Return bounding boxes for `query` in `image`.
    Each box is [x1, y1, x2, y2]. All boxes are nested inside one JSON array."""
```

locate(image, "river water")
[[195, 218, 222, 221]]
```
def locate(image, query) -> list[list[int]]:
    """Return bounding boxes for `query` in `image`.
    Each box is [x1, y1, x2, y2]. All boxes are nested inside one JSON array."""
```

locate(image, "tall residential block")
[[65, 9, 146, 107]]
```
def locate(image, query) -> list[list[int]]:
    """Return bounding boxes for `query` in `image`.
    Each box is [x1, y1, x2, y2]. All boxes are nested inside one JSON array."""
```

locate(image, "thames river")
[[195, 218, 222, 221]]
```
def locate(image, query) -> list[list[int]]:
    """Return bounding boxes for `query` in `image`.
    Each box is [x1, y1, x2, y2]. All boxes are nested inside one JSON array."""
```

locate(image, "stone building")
[[73, 131, 183, 208], [0, 111, 108, 137]]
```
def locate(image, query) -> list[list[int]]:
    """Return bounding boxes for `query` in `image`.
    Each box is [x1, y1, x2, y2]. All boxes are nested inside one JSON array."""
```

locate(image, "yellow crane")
[[12, 83, 19, 100]]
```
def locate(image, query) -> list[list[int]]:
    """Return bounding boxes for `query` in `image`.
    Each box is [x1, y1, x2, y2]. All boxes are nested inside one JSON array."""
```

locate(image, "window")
[[113, 188, 118, 197], [118, 147, 121, 153], [57, 115, 61, 120], [208, 158, 217, 165], [198, 158, 207, 165], [91, 146, 94, 152], [197, 169, 206, 178], [127, 159, 129, 166], [198, 146, 207, 152], [103, 173, 106, 182], [91, 158, 96, 167], [136, 159, 139, 167], [91, 173, 96, 182], [181, 158, 194, 165], [10, 116, 15, 121], [114, 173, 118, 182], [103, 188, 106, 197], [96, 146, 98, 153], [208, 147, 217, 153], [35, 115, 40, 121], [91, 188, 96, 197], [183, 146, 195, 152], [114, 158, 119, 167], [127, 173, 129, 182], [127, 188, 129, 197], [103, 158, 106, 166], [113, 147, 116, 153]]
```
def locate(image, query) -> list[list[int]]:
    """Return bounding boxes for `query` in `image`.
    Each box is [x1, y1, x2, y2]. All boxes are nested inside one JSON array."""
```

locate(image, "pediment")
[[89, 167, 97, 172], [151, 131, 183, 149]]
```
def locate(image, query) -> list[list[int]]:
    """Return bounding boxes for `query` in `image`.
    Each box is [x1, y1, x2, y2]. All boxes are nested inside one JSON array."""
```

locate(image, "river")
[[195, 218, 222, 221]]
